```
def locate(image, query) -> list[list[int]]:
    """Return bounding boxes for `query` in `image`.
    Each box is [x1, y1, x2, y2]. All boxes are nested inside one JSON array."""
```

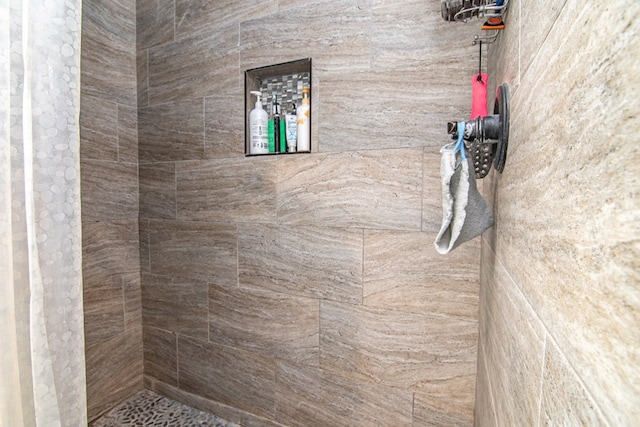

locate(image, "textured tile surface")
[[277, 149, 423, 229], [138, 99, 205, 162], [86, 329, 143, 420], [143, 326, 178, 386], [136, 0, 174, 50], [479, 242, 545, 426], [117, 104, 138, 163], [148, 220, 237, 285], [483, 0, 640, 424], [320, 301, 477, 392], [204, 91, 245, 158], [540, 338, 608, 426], [413, 387, 474, 427], [142, 274, 209, 340], [363, 230, 479, 320], [81, 160, 138, 221], [148, 26, 240, 105], [275, 361, 413, 427], [176, 157, 277, 223], [139, 163, 176, 220], [91, 389, 239, 427], [238, 224, 363, 303], [209, 284, 319, 365], [178, 337, 276, 419], [240, 0, 372, 73], [80, 94, 118, 161]]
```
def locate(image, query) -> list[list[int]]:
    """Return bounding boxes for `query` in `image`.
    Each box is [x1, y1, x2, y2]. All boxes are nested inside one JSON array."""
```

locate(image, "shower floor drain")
[[91, 389, 239, 427]]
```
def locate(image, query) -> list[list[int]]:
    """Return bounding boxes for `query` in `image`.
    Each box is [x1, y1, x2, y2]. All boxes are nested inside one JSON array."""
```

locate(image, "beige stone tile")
[[136, 0, 174, 50], [209, 284, 319, 366], [178, 337, 276, 419], [486, 0, 521, 95], [138, 99, 205, 163], [413, 380, 475, 426], [139, 219, 150, 273], [238, 224, 363, 304], [204, 91, 245, 158], [541, 337, 608, 426], [83, 280, 124, 347], [123, 272, 142, 332], [275, 361, 413, 427], [82, 220, 140, 287], [489, 0, 640, 423], [277, 149, 423, 229], [86, 329, 143, 421], [143, 326, 177, 386], [320, 301, 477, 393], [474, 339, 498, 427], [371, 0, 479, 70], [80, 94, 118, 161], [423, 149, 446, 232], [137, 50, 149, 107], [240, 0, 372, 73], [175, 0, 277, 38], [149, 381, 288, 427], [142, 273, 209, 340], [363, 230, 479, 321], [81, 0, 136, 107], [139, 163, 176, 220], [117, 104, 138, 163], [176, 157, 277, 223], [81, 160, 138, 221], [148, 25, 240, 105], [148, 220, 237, 286], [319, 69, 468, 152], [480, 242, 545, 426]]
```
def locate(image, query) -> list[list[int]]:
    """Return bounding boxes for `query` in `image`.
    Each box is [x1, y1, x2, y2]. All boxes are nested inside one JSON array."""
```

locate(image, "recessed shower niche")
[[244, 58, 312, 156]]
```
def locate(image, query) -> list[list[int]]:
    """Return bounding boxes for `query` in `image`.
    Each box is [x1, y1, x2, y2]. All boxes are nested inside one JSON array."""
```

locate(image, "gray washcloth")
[[434, 142, 493, 254]]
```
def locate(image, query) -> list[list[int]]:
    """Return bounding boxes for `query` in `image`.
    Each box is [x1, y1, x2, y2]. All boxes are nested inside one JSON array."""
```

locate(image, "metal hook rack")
[[441, 0, 510, 23]]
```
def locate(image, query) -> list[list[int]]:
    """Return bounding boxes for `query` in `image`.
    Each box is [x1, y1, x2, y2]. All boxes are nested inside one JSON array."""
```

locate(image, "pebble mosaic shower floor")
[[92, 390, 240, 427]]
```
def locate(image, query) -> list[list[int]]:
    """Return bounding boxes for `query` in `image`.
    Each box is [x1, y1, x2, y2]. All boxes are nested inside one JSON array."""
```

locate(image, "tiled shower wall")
[[80, 0, 143, 421], [137, 0, 482, 426], [476, 0, 639, 425]]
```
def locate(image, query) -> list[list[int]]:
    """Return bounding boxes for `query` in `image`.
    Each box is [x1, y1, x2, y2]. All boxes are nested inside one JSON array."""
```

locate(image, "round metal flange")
[[493, 83, 509, 173]]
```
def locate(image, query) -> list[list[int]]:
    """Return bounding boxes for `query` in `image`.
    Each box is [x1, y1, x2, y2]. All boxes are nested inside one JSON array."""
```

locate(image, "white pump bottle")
[[249, 91, 269, 154]]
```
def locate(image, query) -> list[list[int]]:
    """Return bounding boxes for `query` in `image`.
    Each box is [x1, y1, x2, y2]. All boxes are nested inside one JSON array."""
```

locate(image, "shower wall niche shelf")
[[244, 58, 312, 156]]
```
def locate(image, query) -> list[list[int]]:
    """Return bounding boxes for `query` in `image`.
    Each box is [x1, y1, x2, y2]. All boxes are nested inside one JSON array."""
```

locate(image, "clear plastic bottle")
[[296, 87, 310, 152]]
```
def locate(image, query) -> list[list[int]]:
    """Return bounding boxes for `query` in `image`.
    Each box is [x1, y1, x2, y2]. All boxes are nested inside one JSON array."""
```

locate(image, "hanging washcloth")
[[434, 122, 494, 254]]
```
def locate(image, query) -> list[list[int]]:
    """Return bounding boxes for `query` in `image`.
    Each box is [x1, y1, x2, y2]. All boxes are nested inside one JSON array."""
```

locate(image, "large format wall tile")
[[83, 280, 124, 347], [413, 386, 474, 427], [319, 69, 468, 152], [138, 99, 205, 163], [81, 160, 138, 221], [204, 91, 245, 158], [363, 230, 479, 321], [240, 0, 372, 73], [487, 0, 640, 423], [80, 94, 118, 161], [238, 224, 363, 303], [147, 25, 240, 105], [178, 337, 276, 419], [123, 272, 142, 332], [209, 285, 319, 366], [143, 326, 178, 386], [142, 274, 209, 340], [86, 329, 143, 420], [139, 163, 176, 219], [81, 0, 136, 107], [275, 361, 413, 427], [148, 220, 237, 285], [277, 149, 423, 229], [136, 0, 174, 50], [479, 243, 545, 426], [320, 301, 477, 393], [176, 157, 277, 223], [176, 0, 277, 38], [422, 149, 445, 232], [540, 338, 608, 425], [117, 104, 138, 163]]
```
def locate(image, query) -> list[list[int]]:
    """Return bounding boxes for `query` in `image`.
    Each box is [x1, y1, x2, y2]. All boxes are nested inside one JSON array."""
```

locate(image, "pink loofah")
[[471, 73, 488, 119]]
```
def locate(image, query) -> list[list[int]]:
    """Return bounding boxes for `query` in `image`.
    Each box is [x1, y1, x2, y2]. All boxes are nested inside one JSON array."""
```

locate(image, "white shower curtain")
[[0, 1, 86, 426]]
